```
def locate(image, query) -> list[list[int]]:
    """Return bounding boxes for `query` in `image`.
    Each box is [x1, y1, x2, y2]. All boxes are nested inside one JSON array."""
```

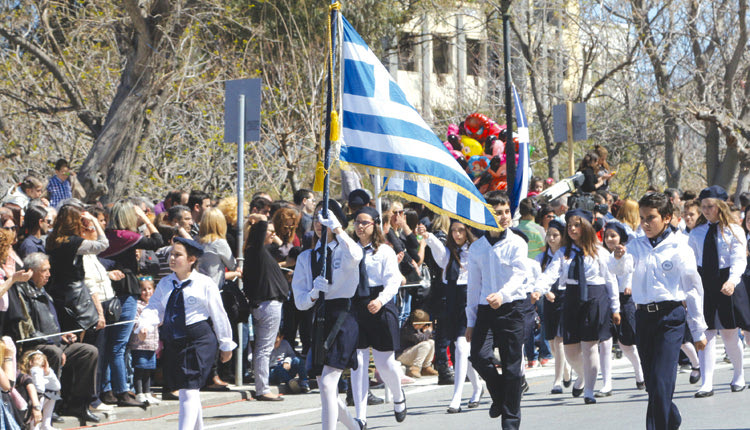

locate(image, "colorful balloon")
[[460, 135, 482, 158]]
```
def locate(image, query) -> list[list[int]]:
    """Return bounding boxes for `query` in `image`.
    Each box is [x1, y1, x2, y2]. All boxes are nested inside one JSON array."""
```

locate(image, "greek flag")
[[510, 84, 530, 216], [338, 15, 500, 231]]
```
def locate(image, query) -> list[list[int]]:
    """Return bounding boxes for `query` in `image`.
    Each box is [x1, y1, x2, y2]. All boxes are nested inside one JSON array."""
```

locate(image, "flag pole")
[[502, 1, 516, 204]]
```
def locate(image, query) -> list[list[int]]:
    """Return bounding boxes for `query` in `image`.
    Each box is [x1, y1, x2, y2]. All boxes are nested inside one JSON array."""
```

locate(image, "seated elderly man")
[[14, 252, 100, 425]]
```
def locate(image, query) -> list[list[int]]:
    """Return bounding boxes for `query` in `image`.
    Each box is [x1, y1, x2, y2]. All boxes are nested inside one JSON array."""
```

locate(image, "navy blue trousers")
[[470, 302, 524, 430], [635, 303, 685, 430]]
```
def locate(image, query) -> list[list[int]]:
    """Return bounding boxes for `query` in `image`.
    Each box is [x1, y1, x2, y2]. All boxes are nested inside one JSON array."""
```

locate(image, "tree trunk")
[[663, 109, 681, 188]]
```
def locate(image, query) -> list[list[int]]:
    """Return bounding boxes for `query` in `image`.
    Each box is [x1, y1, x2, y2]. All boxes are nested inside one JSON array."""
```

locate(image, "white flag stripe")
[[342, 129, 461, 170], [343, 94, 431, 130]]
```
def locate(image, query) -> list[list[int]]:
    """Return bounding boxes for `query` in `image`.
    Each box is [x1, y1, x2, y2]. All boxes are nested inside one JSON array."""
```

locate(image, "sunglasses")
[[1, 226, 16, 231], [393, 210, 404, 215], [353, 220, 374, 227]]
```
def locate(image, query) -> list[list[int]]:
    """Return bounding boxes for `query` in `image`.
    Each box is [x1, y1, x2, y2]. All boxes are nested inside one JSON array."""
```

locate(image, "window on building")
[[467, 39, 483, 76], [398, 33, 417, 72], [433, 35, 451, 74]]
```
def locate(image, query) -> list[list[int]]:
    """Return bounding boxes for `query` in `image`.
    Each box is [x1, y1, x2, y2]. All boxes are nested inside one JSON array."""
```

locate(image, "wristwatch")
[[32, 404, 41, 411]]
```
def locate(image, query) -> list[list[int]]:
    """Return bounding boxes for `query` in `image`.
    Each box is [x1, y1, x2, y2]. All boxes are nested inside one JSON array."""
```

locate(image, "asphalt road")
[[92, 349, 750, 430]]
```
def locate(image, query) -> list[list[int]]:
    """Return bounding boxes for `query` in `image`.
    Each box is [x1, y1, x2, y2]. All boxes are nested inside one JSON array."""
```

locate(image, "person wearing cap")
[[537, 219, 572, 394], [291, 199, 363, 430], [688, 185, 750, 397], [350, 205, 407, 426], [422, 219, 483, 413], [611, 192, 706, 430], [538, 208, 619, 405], [465, 191, 527, 429], [135, 236, 236, 430], [347, 189, 371, 216], [601, 222, 645, 396], [243, 214, 290, 401]]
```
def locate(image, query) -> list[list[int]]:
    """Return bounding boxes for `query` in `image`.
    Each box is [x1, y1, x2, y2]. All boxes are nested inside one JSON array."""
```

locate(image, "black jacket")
[[15, 281, 62, 346]]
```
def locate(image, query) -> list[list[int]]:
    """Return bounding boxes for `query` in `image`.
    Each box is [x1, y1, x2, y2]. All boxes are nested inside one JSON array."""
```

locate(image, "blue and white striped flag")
[[338, 15, 500, 231], [510, 85, 530, 217]]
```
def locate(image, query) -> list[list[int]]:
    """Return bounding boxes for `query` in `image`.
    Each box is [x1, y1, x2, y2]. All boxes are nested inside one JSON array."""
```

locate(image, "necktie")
[[568, 247, 588, 301], [703, 223, 719, 282], [163, 279, 191, 342], [357, 246, 372, 298], [312, 246, 333, 283], [446, 248, 461, 282]]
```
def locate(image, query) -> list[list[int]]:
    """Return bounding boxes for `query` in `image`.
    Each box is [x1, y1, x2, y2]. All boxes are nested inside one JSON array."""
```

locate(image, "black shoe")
[[572, 387, 583, 398], [117, 391, 147, 408], [162, 390, 179, 401], [368, 390, 384, 405], [447, 406, 461, 413], [51, 412, 64, 424], [550, 386, 563, 394], [100, 390, 117, 405], [521, 378, 529, 394], [584, 397, 596, 404], [467, 388, 483, 408], [694, 390, 713, 398], [354, 418, 367, 430], [731, 384, 746, 392], [636, 381, 646, 390], [63, 405, 100, 426], [489, 402, 501, 418], [562, 378, 572, 388], [85, 409, 101, 423], [394, 390, 406, 423], [689, 368, 701, 384]]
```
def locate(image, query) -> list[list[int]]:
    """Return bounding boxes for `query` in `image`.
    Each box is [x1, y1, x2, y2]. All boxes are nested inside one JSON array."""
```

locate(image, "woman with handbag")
[[45, 203, 108, 334], [98, 200, 163, 407]]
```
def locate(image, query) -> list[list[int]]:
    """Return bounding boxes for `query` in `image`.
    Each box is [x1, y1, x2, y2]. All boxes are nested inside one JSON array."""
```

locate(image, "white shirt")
[[135, 270, 237, 352], [606, 252, 633, 293], [466, 231, 529, 327], [362, 243, 402, 305], [539, 245, 620, 313], [425, 234, 469, 285], [688, 223, 747, 286], [525, 258, 543, 294], [613, 231, 707, 341], [291, 231, 363, 310]]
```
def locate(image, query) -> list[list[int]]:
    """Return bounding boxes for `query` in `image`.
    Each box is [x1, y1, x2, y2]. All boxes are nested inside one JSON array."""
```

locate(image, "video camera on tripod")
[[536, 172, 608, 215]]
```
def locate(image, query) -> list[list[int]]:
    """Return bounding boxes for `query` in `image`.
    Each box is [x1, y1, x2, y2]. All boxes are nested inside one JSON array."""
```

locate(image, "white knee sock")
[[698, 330, 717, 392], [721, 329, 746, 386], [352, 348, 370, 421], [449, 337, 480, 409], [580, 341, 600, 398], [619, 343, 644, 383], [318, 366, 357, 430], [372, 350, 405, 412], [178, 389, 203, 430], [681, 342, 700, 368], [598, 338, 613, 392], [563, 343, 584, 390], [40, 398, 55, 430]]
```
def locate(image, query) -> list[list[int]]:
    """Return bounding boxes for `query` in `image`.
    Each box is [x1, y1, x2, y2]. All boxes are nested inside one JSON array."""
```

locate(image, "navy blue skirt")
[[615, 293, 637, 346], [701, 267, 750, 330], [563, 284, 611, 344], [543, 285, 565, 340], [321, 298, 359, 371], [444, 281, 468, 341], [354, 287, 400, 352], [162, 320, 218, 390]]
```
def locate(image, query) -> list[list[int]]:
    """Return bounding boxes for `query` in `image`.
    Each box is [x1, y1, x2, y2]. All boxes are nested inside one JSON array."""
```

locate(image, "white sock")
[[372, 350, 405, 413], [598, 338, 613, 392], [318, 366, 358, 430], [580, 341, 600, 398], [178, 389, 203, 430], [549, 337, 565, 387], [563, 343, 584, 390], [698, 330, 717, 392], [352, 349, 370, 421], [449, 337, 480, 409], [721, 329, 745, 386], [620, 343, 644, 383], [681, 342, 700, 368], [40, 397, 56, 430]]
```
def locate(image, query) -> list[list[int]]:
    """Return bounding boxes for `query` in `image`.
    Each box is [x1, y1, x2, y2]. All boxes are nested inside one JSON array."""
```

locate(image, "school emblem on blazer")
[[661, 260, 674, 271], [333, 257, 342, 270], [187, 296, 197, 305]]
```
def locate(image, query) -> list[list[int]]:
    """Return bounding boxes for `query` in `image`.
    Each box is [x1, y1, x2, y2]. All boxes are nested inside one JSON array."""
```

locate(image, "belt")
[[355, 285, 384, 300], [636, 300, 681, 313]]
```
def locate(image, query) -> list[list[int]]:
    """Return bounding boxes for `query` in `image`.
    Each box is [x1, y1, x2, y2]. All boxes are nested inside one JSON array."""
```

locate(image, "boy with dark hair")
[[612, 192, 707, 430], [517, 198, 545, 258], [294, 189, 315, 235], [250, 196, 272, 218], [466, 190, 528, 429], [47, 158, 74, 208], [187, 190, 211, 237]]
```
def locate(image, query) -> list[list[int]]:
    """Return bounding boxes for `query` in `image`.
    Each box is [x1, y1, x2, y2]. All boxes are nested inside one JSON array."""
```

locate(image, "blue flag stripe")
[[343, 111, 443, 146]]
